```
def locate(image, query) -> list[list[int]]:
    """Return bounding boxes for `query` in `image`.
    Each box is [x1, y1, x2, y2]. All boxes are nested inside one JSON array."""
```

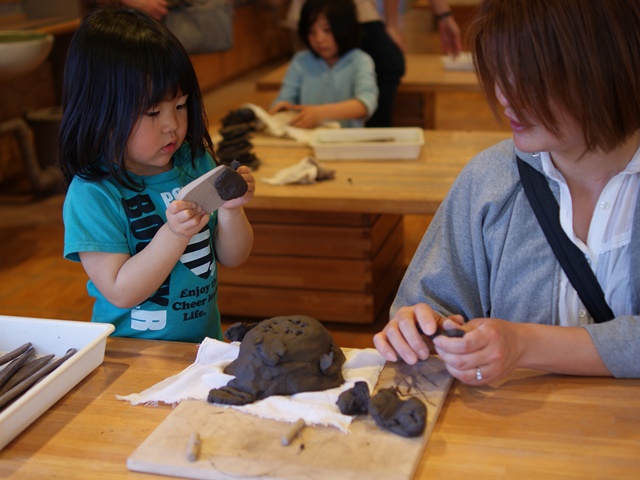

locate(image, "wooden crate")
[[218, 210, 405, 324]]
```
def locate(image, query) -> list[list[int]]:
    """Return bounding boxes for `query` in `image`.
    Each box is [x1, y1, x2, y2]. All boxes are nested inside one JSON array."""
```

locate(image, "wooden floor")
[[0, 6, 508, 349]]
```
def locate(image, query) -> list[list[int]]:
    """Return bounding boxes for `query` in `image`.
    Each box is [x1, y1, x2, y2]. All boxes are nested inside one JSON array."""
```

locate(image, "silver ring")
[[475, 367, 483, 381]]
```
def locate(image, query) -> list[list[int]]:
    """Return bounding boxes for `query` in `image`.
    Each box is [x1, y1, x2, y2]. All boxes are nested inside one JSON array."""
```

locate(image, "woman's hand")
[[373, 303, 464, 364], [375, 307, 524, 385], [432, 317, 524, 385], [165, 199, 209, 239]]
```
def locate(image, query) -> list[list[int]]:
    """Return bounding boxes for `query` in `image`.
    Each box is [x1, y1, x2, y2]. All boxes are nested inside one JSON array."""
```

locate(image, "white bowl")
[[0, 30, 54, 79]]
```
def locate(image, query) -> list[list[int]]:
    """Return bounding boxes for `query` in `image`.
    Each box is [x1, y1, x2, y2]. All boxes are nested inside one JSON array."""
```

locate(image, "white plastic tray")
[[0, 315, 114, 450], [310, 128, 424, 160]]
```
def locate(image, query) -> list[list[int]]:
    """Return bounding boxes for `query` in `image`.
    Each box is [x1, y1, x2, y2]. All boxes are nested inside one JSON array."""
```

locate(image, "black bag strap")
[[517, 156, 614, 323]]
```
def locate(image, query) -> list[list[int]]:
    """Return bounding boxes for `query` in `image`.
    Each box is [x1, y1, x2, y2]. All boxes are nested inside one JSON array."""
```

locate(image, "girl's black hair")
[[58, 7, 214, 190], [298, 0, 361, 58]]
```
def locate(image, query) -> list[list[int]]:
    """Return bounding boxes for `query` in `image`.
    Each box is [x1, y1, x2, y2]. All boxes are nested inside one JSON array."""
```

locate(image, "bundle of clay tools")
[[0, 342, 77, 411]]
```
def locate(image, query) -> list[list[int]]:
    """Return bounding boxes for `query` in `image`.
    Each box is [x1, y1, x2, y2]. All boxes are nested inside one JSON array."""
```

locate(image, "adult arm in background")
[[85, 0, 169, 20], [429, 0, 462, 56], [381, 0, 406, 52], [123, 0, 169, 20]]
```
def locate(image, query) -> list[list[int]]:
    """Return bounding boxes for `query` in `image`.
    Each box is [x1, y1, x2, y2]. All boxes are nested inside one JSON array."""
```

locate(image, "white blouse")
[[540, 147, 640, 326]]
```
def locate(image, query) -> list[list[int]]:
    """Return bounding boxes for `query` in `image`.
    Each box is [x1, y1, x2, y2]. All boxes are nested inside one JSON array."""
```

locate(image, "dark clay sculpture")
[[208, 315, 346, 406]]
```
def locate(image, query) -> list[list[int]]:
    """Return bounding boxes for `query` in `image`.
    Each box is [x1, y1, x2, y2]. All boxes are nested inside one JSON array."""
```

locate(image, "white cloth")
[[262, 156, 336, 185], [243, 103, 340, 145], [116, 337, 386, 432]]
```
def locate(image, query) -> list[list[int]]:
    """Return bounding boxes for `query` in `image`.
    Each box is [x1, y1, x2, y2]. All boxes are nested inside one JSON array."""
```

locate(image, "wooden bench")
[[255, 54, 480, 129]]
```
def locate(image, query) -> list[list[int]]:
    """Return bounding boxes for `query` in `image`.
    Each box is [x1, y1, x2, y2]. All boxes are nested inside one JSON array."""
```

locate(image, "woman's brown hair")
[[468, 0, 640, 152]]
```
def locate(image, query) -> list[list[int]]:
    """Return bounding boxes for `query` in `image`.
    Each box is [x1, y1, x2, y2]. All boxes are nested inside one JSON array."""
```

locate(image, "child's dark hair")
[[58, 7, 214, 190], [298, 0, 360, 58]]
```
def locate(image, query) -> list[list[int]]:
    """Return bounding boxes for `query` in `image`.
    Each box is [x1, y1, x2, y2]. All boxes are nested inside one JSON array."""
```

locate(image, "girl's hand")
[[289, 105, 325, 129], [432, 317, 523, 385], [165, 199, 210, 239], [373, 303, 464, 364], [269, 101, 294, 115], [219, 165, 255, 211]]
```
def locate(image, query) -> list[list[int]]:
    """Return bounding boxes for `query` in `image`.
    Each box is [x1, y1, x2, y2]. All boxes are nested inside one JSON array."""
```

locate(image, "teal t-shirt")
[[63, 144, 222, 342]]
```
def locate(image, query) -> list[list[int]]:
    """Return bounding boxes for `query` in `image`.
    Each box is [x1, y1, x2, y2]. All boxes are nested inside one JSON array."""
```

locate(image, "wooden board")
[[176, 165, 228, 214], [127, 357, 453, 480]]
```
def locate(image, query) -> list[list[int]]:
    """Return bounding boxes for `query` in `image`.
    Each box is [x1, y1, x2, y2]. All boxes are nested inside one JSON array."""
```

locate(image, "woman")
[[374, 0, 640, 383]]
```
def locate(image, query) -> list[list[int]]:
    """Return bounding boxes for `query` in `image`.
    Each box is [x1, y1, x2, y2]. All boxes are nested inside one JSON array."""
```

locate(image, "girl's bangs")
[[140, 44, 192, 109]]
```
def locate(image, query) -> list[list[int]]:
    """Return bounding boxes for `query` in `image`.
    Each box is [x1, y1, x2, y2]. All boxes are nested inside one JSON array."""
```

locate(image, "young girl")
[[59, 8, 255, 343], [269, 0, 378, 129]]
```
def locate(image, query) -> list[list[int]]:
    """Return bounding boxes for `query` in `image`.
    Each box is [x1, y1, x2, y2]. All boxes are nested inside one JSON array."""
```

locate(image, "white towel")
[[262, 156, 336, 185], [117, 337, 386, 432], [243, 103, 340, 144]]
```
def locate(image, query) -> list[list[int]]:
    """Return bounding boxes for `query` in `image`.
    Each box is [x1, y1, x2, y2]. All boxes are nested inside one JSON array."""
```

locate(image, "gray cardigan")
[[392, 139, 640, 377]]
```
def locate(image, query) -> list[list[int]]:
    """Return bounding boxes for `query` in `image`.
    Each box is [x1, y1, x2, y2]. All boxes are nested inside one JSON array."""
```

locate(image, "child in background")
[[284, 0, 461, 128], [269, 0, 378, 129], [59, 8, 255, 343]]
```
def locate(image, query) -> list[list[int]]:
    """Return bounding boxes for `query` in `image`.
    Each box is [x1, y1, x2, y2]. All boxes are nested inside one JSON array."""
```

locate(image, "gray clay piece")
[[336, 380, 370, 415]]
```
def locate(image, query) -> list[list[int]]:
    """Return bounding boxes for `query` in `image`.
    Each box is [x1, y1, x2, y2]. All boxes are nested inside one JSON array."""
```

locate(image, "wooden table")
[[2, 337, 639, 479], [216, 130, 510, 324], [255, 54, 480, 128], [244, 129, 504, 215]]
